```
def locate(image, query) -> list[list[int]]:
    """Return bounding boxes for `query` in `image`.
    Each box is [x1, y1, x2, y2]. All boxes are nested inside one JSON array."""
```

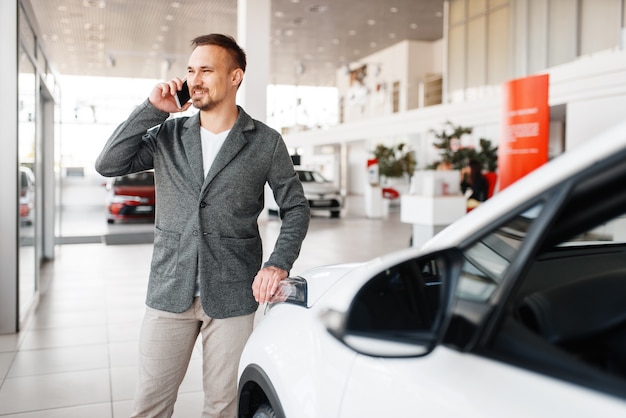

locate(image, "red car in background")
[[105, 171, 155, 224]]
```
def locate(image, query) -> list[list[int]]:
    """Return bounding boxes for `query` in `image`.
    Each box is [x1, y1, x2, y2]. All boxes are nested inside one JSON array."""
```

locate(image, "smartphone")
[[175, 80, 191, 109]]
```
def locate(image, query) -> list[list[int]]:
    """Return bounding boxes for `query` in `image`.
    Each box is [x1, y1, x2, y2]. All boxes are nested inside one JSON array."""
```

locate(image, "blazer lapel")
[[181, 114, 205, 190]]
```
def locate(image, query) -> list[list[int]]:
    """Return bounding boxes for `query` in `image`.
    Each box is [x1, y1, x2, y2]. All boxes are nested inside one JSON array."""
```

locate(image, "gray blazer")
[[95, 100, 310, 318]]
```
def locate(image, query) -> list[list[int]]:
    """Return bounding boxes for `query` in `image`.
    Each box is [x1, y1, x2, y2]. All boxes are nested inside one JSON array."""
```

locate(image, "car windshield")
[[297, 170, 326, 183], [115, 172, 154, 186]]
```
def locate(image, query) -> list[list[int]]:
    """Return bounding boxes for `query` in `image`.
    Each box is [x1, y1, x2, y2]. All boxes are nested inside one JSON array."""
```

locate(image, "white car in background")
[[238, 122, 626, 417], [267, 169, 343, 218], [19, 166, 35, 225]]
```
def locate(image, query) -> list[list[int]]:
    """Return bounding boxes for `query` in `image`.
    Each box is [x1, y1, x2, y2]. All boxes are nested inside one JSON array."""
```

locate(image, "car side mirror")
[[322, 249, 462, 357]]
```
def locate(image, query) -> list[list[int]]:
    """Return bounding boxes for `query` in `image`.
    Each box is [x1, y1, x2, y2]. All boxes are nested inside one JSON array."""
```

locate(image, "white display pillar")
[[237, 0, 270, 122], [365, 184, 384, 218]]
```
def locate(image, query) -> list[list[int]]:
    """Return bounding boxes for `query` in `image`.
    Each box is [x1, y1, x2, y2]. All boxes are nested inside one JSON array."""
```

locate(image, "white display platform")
[[401, 194, 466, 247]]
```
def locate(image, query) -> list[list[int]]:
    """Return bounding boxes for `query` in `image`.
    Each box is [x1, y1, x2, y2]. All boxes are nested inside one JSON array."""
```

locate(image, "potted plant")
[[371, 143, 416, 180], [429, 121, 498, 197], [429, 121, 498, 170], [477, 138, 498, 197], [428, 121, 473, 170]]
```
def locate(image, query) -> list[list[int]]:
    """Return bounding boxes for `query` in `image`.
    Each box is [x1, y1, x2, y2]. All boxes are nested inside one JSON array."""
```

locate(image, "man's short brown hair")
[[191, 34, 247, 73]]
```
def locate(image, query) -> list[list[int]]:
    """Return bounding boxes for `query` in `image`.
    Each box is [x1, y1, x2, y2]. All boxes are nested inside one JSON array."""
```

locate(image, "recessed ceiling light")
[[84, 23, 104, 31], [367, 19, 376, 26], [82, 0, 105, 8], [436, 11, 443, 18], [390, 7, 398, 13], [332, 38, 339, 45], [274, 11, 284, 18], [388, 33, 397, 39], [410, 23, 418, 29], [348, 30, 356, 36], [370, 42, 377, 48], [171, 2, 181, 8], [353, 49, 360, 55]]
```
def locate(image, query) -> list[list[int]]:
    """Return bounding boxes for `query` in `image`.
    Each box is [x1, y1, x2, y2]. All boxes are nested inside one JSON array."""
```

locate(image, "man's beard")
[[191, 88, 220, 111], [193, 96, 218, 111]]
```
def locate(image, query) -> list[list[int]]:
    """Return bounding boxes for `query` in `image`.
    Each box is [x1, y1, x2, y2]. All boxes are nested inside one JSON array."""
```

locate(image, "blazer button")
[[192, 230, 199, 236], [200, 201, 207, 208]]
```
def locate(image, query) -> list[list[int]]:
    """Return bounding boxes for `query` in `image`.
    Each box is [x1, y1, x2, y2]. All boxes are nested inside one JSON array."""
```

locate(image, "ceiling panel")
[[27, 0, 444, 86]]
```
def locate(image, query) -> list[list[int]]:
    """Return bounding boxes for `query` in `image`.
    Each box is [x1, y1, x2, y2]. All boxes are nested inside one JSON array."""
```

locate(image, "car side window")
[[457, 204, 543, 302], [347, 257, 442, 334]]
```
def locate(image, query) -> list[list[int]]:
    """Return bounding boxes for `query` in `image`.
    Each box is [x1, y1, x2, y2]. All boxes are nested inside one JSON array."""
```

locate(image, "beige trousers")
[[131, 297, 255, 418]]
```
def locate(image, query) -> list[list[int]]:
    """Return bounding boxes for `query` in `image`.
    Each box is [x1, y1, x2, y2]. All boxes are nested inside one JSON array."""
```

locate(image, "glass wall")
[[18, 44, 38, 323]]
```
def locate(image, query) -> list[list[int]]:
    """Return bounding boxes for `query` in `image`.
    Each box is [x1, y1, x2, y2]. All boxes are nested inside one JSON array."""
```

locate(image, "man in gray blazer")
[[95, 34, 310, 418]]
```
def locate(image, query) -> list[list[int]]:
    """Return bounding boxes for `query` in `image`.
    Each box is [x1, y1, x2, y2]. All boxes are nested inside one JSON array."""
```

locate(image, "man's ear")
[[232, 69, 244, 87]]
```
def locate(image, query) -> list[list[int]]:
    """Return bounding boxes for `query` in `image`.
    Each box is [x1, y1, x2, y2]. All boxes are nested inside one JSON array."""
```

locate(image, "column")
[[237, 0, 270, 123], [0, 0, 19, 334]]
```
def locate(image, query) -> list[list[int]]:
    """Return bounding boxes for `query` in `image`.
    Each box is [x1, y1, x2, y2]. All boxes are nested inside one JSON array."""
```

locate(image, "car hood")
[[298, 246, 429, 309], [297, 262, 364, 307]]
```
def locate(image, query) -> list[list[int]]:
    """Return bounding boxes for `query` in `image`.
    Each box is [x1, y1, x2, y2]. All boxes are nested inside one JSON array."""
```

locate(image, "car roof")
[[423, 121, 626, 252]]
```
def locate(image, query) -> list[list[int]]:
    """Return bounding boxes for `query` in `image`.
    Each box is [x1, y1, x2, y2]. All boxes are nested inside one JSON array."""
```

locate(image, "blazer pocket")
[[151, 227, 181, 278], [214, 236, 262, 283]]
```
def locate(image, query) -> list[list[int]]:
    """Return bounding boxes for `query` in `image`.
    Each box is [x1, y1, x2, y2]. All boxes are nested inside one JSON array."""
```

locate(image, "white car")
[[19, 166, 35, 225], [238, 122, 626, 418], [267, 169, 343, 218]]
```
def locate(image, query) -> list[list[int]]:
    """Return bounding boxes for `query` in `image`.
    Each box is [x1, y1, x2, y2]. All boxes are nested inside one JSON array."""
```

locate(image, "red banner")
[[498, 74, 550, 190]]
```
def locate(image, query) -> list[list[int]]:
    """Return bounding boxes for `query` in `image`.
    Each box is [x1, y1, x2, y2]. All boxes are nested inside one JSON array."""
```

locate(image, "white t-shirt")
[[196, 126, 230, 296], [200, 126, 230, 178]]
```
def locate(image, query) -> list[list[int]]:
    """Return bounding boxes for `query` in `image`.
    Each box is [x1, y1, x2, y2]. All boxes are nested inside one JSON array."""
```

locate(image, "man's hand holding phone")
[[149, 78, 192, 113]]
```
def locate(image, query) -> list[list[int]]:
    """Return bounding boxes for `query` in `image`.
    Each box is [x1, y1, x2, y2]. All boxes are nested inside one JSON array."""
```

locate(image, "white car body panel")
[[341, 346, 626, 417], [242, 303, 358, 417]]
